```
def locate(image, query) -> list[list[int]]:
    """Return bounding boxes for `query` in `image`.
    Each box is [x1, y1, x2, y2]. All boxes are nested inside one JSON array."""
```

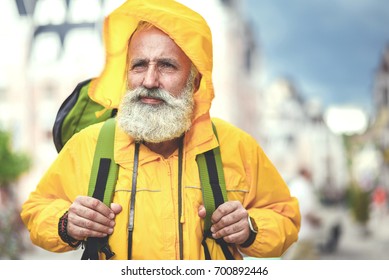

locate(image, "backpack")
[[52, 78, 117, 153], [52, 79, 234, 260]]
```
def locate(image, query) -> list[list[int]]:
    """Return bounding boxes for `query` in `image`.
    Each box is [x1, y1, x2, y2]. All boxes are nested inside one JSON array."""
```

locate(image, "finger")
[[68, 221, 111, 240], [222, 228, 249, 245], [74, 196, 115, 219], [198, 205, 206, 219], [68, 203, 115, 230], [211, 201, 240, 224], [211, 203, 247, 233], [211, 217, 246, 240], [110, 203, 122, 214], [70, 214, 114, 235]]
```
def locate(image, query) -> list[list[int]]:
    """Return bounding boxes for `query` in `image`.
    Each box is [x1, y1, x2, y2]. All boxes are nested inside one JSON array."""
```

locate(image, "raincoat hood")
[[89, 0, 214, 122]]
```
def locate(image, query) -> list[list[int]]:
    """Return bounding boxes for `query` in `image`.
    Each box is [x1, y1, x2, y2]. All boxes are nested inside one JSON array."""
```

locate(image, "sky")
[[244, 0, 389, 116]]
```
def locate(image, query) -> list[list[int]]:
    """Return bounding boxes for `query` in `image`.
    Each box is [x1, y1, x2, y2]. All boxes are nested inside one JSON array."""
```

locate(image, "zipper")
[[177, 137, 184, 260]]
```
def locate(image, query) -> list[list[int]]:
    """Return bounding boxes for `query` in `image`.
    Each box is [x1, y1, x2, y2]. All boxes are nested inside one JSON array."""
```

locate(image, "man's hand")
[[198, 201, 250, 245], [67, 196, 122, 241]]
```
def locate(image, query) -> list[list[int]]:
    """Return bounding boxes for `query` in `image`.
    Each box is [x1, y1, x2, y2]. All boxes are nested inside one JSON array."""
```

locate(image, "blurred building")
[[1, 0, 122, 204], [370, 45, 389, 190], [257, 78, 349, 201], [178, 0, 261, 138]]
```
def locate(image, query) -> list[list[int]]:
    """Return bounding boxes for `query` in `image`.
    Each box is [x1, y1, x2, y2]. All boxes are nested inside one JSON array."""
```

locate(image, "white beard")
[[117, 72, 195, 143]]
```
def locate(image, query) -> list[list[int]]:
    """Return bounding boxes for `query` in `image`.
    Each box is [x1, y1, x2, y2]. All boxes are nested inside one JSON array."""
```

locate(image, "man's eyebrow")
[[130, 58, 149, 65], [156, 58, 180, 69], [157, 58, 177, 64], [130, 57, 178, 65]]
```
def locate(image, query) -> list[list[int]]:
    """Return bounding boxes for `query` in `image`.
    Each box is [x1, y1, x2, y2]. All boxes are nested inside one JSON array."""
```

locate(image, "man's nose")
[[142, 65, 160, 89]]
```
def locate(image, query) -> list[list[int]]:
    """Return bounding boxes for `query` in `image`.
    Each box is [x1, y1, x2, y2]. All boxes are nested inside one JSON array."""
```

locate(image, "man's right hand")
[[66, 196, 122, 241]]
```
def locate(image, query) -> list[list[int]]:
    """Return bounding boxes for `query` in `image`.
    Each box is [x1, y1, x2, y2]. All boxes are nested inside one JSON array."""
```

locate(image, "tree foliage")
[[0, 129, 31, 188]]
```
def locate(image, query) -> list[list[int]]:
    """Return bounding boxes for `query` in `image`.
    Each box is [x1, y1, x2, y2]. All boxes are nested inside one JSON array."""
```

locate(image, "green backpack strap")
[[196, 123, 234, 260], [81, 118, 118, 260], [196, 123, 228, 231], [87, 118, 118, 206]]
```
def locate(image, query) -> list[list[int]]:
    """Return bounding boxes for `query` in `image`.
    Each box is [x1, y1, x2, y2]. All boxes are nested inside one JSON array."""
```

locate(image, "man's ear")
[[194, 72, 202, 93]]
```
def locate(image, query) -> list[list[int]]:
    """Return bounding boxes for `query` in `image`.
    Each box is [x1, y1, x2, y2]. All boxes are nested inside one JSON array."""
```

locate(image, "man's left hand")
[[204, 201, 250, 245]]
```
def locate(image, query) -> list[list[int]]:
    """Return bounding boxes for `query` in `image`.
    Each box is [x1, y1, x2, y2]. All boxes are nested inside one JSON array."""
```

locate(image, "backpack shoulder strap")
[[196, 123, 228, 231], [87, 118, 118, 206], [196, 122, 234, 260], [81, 118, 118, 260]]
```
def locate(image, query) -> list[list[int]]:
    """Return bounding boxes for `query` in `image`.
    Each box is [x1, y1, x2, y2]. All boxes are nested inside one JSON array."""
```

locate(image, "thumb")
[[198, 205, 206, 219], [110, 203, 122, 215]]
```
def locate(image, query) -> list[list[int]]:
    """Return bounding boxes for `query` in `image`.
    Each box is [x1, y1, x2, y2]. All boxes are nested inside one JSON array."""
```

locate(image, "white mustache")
[[129, 87, 177, 105]]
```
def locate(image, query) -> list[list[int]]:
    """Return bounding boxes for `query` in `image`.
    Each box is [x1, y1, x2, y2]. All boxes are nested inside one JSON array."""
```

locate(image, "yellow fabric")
[[20, 0, 300, 260], [89, 0, 214, 122], [21, 118, 300, 259]]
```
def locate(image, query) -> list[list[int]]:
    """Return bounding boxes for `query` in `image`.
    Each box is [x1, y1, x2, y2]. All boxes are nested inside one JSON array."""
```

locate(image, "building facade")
[[371, 45, 389, 190], [257, 78, 349, 201]]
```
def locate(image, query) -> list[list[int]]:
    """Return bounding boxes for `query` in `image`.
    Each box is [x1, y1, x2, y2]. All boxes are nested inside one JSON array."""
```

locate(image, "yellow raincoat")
[[21, 0, 300, 260]]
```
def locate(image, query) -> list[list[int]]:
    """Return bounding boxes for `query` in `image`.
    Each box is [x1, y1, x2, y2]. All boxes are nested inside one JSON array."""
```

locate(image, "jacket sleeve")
[[20, 129, 96, 252], [237, 138, 301, 258], [213, 118, 301, 258]]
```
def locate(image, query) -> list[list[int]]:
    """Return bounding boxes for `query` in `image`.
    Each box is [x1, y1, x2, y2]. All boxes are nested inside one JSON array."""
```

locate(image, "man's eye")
[[159, 62, 176, 70], [131, 63, 147, 71]]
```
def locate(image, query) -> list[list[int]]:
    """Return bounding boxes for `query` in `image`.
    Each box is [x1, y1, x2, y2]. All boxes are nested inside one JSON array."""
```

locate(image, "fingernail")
[[109, 213, 115, 219], [210, 226, 214, 233], [110, 221, 115, 227], [108, 228, 113, 234]]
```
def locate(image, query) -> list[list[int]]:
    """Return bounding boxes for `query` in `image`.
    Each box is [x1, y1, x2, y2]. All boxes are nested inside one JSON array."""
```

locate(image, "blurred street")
[[18, 205, 389, 260], [319, 206, 389, 260]]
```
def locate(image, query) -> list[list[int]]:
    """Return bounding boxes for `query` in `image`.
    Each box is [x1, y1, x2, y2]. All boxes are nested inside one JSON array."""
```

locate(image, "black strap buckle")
[[100, 243, 115, 260]]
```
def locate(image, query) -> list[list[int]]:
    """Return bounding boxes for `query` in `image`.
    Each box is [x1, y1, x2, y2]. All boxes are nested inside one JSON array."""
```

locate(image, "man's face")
[[117, 26, 198, 143], [127, 26, 194, 99]]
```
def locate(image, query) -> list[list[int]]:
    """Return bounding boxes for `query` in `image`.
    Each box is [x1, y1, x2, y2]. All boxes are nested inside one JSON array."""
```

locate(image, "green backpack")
[[52, 79, 234, 260], [52, 79, 117, 153]]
